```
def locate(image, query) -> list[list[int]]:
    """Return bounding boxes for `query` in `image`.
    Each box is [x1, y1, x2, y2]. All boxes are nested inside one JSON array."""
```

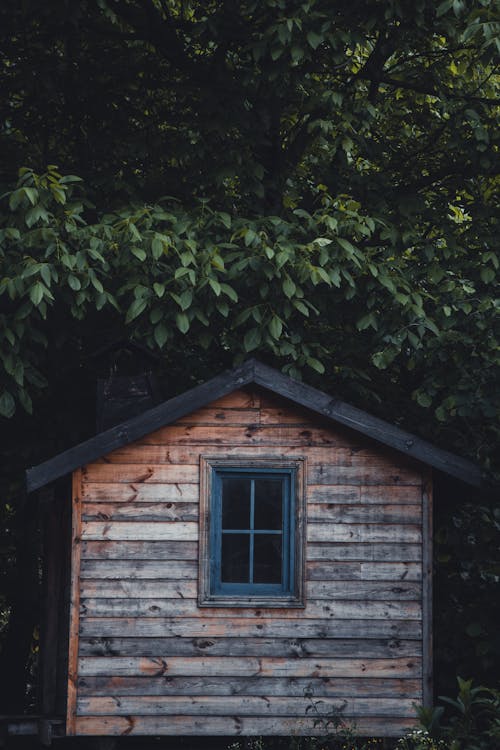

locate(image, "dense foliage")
[[0, 0, 498, 715]]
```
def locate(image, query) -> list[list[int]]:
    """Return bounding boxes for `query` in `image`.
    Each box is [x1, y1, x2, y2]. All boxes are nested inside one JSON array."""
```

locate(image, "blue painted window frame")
[[210, 467, 296, 598]]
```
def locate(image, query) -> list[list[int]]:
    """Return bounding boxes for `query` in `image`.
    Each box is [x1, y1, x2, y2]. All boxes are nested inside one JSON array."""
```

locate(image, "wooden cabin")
[[25, 359, 488, 741]]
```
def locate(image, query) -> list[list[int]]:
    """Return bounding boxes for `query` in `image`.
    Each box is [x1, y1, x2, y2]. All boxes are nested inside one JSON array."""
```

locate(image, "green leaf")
[[151, 237, 164, 260], [244, 229, 257, 247], [153, 282, 165, 298], [307, 31, 323, 49], [306, 357, 325, 374], [125, 297, 147, 323], [269, 315, 283, 339], [30, 282, 44, 306], [154, 323, 168, 348], [219, 212, 231, 229], [480, 267, 495, 284], [283, 277, 296, 299], [176, 312, 190, 333], [221, 283, 238, 302], [244, 327, 261, 352], [131, 246, 147, 261], [356, 313, 377, 331], [337, 237, 357, 256], [68, 274, 81, 291], [209, 278, 221, 296], [59, 175, 83, 184], [23, 187, 38, 205], [416, 392, 432, 408], [40, 265, 51, 286], [0, 391, 15, 418], [179, 289, 193, 310]]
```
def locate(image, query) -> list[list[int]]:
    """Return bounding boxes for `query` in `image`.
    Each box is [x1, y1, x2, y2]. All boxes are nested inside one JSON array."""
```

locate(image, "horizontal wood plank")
[[77, 695, 417, 718], [82, 464, 198, 484], [307, 581, 421, 601], [307, 503, 421, 524], [309, 464, 421, 486], [80, 598, 422, 620], [139, 424, 353, 447], [81, 541, 198, 560], [307, 543, 422, 562], [80, 560, 198, 580], [73, 714, 418, 736], [78, 655, 422, 678], [307, 561, 421, 581], [77, 675, 422, 699], [79, 636, 421, 659], [308, 485, 422, 504], [82, 483, 199, 503], [79, 617, 423, 639], [81, 521, 198, 542], [81, 580, 198, 599], [307, 524, 422, 544], [82, 502, 198, 522]]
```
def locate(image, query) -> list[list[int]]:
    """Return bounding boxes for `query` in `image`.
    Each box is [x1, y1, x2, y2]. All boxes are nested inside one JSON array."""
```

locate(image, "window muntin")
[[212, 469, 294, 595]]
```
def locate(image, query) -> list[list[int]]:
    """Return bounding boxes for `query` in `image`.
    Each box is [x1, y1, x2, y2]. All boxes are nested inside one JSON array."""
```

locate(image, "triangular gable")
[[26, 359, 487, 492]]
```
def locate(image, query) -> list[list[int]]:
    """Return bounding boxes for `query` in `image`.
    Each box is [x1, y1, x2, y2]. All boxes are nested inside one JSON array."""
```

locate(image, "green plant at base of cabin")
[[417, 677, 500, 750]]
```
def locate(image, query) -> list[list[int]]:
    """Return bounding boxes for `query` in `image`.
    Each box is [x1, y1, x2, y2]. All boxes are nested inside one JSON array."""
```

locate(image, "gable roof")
[[26, 358, 488, 492]]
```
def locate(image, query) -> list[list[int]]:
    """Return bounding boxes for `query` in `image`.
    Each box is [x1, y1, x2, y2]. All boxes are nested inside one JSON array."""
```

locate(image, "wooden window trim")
[[199, 455, 306, 608]]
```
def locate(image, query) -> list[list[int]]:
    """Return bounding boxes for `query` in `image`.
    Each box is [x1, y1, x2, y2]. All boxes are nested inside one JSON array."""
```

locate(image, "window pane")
[[221, 534, 249, 582], [254, 479, 283, 529], [253, 534, 282, 583], [222, 477, 250, 529]]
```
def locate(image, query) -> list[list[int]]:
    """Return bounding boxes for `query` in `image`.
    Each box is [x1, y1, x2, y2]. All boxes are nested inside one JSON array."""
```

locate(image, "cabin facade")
[[26, 360, 487, 740]]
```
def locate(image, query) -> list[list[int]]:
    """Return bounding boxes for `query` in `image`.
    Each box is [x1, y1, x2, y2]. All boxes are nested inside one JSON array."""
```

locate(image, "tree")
[[0, 0, 499, 710]]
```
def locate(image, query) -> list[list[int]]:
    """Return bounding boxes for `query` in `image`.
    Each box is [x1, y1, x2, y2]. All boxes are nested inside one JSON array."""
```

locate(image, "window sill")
[[198, 595, 305, 608]]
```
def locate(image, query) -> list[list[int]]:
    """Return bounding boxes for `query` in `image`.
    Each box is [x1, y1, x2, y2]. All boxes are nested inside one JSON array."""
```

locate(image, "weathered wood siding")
[[69, 388, 430, 737]]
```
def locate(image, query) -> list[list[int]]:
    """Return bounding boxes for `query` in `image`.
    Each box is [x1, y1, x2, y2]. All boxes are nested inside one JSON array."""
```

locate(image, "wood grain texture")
[[80, 560, 198, 579], [82, 483, 198, 503], [79, 598, 422, 620], [81, 521, 198, 541], [73, 715, 419, 737], [80, 617, 423, 639], [81, 540, 198, 560], [77, 695, 417, 717], [78, 636, 422, 658], [307, 561, 421, 581], [307, 523, 421, 543], [307, 543, 422, 561], [307, 503, 421, 524], [422, 469, 433, 709], [82, 502, 198, 521], [78, 675, 422, 698], [77, 655, 422, 678], [66, 469, 82, 736]]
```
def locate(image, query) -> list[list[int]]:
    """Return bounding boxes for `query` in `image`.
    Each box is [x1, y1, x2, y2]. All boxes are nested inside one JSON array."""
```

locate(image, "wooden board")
[[66, 469, 82, 736], [77, 695, 417, 717], [73, 715, 419, 737], [77, 656, 422, 678], [81, 540, 198, 560], [82, 483, 199, 503], [79, 598, 422, 620], [78, 675, 422, 698], [79, 617, 423, 639], [307, 543, 422, 561], [78, 636, 422, 658]]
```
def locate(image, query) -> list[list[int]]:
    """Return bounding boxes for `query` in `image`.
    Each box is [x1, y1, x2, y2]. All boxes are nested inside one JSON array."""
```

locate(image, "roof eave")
[[26, 358, 489, 492]]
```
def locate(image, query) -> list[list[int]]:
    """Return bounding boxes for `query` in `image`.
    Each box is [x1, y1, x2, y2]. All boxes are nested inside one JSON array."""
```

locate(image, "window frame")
[[198, 455, 306, 608]]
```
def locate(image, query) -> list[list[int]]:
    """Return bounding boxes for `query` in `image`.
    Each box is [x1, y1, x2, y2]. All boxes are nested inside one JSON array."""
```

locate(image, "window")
[[199, 457, 305, 607]]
